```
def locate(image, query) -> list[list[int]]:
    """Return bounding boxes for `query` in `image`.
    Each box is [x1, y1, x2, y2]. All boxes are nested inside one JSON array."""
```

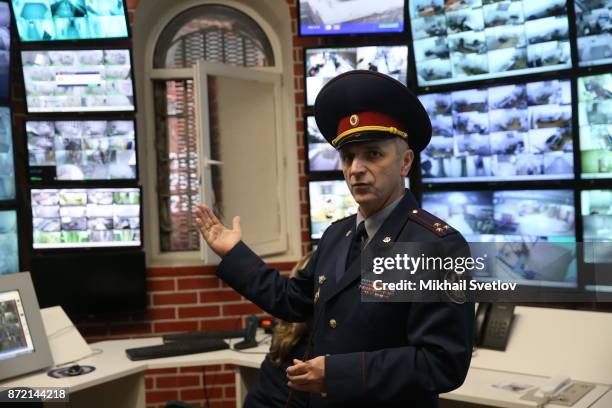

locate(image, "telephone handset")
[[474, 303, 515, 351]]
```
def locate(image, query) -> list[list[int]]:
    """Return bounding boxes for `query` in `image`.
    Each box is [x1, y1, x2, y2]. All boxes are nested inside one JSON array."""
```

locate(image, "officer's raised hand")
[[195, 204, 241, 257]]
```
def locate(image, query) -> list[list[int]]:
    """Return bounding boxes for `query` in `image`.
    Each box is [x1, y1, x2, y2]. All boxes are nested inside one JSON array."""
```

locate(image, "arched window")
[[150, 5, 274, 253]]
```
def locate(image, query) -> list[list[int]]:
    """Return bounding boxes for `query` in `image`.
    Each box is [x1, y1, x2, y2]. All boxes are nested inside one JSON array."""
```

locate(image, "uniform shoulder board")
[[331, 213, 356, 225], [407, 208, 457, 237]]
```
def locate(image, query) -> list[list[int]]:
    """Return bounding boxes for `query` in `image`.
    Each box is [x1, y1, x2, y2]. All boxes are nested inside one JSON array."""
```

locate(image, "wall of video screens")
[[21, 49, 135, 113], [305, 45, 408, 106], [299, 0, 405, 36], [410, 0, 571, 86], [26, 120, 137, 182], [420, 79, 574, 183], [11, 0, 129, 42], [31, 188, 141, 249]]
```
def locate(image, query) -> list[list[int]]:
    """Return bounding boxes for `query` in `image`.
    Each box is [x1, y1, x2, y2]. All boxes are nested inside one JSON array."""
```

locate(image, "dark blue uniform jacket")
[[217, 191, 474, 407]]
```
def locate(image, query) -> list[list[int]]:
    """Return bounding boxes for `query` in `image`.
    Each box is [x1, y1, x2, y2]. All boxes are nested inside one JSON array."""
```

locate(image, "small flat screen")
[[22, 49, 135, 113], [31, 188, 141, 249], [0, 290, 35, 361], [12, 0, 129, 42], [27, 120, 137, 181], [299, 0, 404, 35]]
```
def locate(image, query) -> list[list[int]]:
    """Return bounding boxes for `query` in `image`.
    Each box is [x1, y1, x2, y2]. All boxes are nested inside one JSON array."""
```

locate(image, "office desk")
[[2, 306, 612, 407], [0, 337, 270, 408]]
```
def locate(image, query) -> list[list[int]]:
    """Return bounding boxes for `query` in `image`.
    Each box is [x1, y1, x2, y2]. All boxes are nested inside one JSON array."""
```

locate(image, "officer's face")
[[339, 139, 413, 215]]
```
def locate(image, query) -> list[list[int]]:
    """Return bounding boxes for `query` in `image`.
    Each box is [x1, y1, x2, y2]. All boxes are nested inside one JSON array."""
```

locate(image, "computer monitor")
[[308, 180, 356, 240], [578, 73, 612, 179], [0, 2, 10, 101], [21, 49, 135, 113], [581, 189, 612, 263], [31, 187, 141, 249], [0, 210, 18, 275], [26, 119, 137, 182], [574, 0, 612, 67], [0, 106, 14, 200], [306, 115, 341, 173], [298, 0, 404, 35], [419, 79, 574, 183], [305, 45, 408, 106], [11, 0, 129, 42], [0, 272, 53, 381], [410, 0, 571, 87]]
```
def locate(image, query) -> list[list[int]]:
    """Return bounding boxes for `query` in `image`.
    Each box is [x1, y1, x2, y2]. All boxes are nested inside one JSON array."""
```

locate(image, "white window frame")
[[140, 0, 301, 267]]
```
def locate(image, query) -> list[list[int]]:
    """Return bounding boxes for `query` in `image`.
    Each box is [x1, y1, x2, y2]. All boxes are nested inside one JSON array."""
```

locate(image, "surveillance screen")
[[31, 188, 141, 249], [578, 73, 612, 179], [307, 115, 341, 172], [410, 0, 571, 87], [0, 211, 18, 275], [0, 290, 34, 361], [27, 120, 137, 182], [575, 0, 612, 67], [11, 0, 129, 42], [422, 189, 576, 286], [0, 2, 10, 101], [299, 0, 404, 35], [22, 49, 135, 113], [422, 189, 575, 242], [582, 189, 612, 263], [0, 107, 14, 201], [305, 45, 408, 106], [419, 79, 573, 183], [309, 180, 356, 239]]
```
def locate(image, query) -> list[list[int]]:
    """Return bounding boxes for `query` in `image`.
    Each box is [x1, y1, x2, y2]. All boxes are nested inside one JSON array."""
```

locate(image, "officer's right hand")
[[195, 204, 241, 257]]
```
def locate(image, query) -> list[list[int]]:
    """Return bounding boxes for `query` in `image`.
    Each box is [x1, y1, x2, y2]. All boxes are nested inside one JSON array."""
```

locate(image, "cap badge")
[[349, 114, 359, 127]]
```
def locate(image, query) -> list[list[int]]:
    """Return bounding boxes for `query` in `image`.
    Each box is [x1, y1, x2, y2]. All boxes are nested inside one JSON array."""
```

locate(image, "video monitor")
[[422, 189, 575, 242], [0, 107, 13, 201], [31, 187, 141, 249], [309, 180, 356, 239], [305, 45, 408, 106], [0, 2, 10, 100], [299, 0, 404, 35], [27, 120, 136, 182], [0, 272, 53, 381], [11, 0, 129, 42], [578, 73, 612, 179], [575, 0, 612, 67], [410, 0, 571, 87], [419, 79, 573, 183], [22, 49, 135, 113], [0, 210, 18, 275], [307, 115, 341, 173], [581, 189, 612, 263]]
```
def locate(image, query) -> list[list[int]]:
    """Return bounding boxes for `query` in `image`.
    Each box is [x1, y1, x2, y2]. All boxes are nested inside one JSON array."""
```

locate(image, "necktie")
[[338, 221, 367, 282]]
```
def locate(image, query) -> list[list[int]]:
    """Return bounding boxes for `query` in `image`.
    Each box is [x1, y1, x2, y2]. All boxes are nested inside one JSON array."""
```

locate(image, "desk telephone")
[[474, 303, 515, 351]]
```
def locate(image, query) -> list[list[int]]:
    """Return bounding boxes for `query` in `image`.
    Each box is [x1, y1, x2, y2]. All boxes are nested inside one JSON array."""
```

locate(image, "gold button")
[[412, 209, 418, 214], [319, 275, 327, 284], [382, 236, 391, 243], [443, 225, 450, 229], [329, 319, 337, 329], [349, 114, 359, 127], [434, 222, 440, 227], [435, 227, 443, 232]]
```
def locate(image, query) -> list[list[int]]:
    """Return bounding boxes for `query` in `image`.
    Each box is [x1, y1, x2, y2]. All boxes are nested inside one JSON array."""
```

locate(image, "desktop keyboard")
[[162, 329, 246, 343], [125, 339, 229, 361]]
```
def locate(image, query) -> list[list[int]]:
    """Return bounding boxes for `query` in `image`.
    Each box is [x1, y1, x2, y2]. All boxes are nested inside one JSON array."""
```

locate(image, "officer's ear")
[[397, 140, 414, 177]]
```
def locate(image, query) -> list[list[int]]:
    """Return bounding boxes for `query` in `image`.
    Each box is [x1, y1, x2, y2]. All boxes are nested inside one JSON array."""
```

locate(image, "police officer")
[[196, 70, 474, 407]]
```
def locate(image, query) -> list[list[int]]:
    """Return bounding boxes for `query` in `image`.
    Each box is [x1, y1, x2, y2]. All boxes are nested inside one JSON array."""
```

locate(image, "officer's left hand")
[[286, 356, 326, 393]]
